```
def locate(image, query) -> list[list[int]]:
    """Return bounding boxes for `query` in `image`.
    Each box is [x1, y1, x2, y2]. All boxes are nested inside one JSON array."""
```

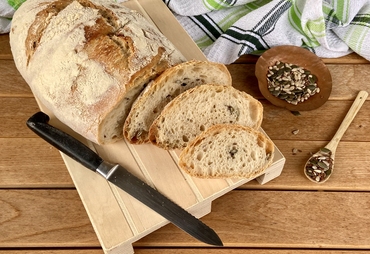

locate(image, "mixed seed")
[[267, 61, 320, 105], [292, 148, 302, 155], [305, 148, 333, 183], [292, 129, 299, 135]]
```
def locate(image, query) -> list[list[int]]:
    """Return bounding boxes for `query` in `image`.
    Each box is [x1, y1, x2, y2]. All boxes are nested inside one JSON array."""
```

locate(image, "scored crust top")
[[10, 0, 184, 144]]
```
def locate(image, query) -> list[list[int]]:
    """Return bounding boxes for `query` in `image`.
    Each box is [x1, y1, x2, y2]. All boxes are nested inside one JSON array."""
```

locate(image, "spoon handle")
[[326, 90, 368, 152]]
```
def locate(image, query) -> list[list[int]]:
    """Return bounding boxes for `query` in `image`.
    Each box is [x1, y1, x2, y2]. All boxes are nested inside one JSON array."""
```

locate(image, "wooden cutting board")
[[32, 0, 286, 253]]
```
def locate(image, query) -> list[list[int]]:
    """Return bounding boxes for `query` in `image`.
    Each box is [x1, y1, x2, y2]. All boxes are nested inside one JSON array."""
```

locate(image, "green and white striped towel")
[[0, 0, 24, 34], [164, 0, 370, 64], [2, 0, 370, 64]]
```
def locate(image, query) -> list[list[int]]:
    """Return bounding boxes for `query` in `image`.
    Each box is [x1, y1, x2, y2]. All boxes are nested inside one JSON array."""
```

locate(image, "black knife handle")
[[26, 112, 103, 172]]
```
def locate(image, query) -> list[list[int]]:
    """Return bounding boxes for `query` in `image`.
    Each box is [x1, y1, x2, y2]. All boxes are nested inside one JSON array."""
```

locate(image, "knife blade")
[[26, 111, 223, 246]]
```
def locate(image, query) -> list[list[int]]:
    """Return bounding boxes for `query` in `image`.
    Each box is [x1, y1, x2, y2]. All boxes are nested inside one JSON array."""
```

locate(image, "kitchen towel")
[[0, 0, 24, 34], [164, 0, 370, 63], [2, 0, 370, 64]]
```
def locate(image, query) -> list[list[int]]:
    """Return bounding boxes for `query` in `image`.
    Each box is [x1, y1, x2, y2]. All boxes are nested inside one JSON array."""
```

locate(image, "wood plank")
[[1, 250, 369, 254], [0, 190, 99, 248], [137, 250, 370, 254], [261, 100, 370, 142], [0, 138, 72, 188], [0, 60, 31, 97], [0, 251, 105, 254], [0, 34, 12, 60], [1, 138, 369, 191], [2, 190, 370, 249], [227, 64, 261, 98], [244, 140, 370, 191], [322, 53, 370, 64], [326, 64, 370, 100], [0, 97, 40, 138], [137, 191, 370, 249]]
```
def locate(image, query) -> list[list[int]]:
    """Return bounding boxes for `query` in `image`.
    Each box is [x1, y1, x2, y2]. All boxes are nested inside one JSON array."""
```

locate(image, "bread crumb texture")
[[124, 60, 232, 144], [179, 124, 274, 179], [149, 84, 263, 150], [10, 0, 184, 144]]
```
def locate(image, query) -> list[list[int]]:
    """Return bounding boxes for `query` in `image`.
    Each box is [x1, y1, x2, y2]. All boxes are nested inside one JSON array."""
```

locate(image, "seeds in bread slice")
[[148, 84, 263, 150], [179, 124, 275, 179], [123, 60, 232, 144]]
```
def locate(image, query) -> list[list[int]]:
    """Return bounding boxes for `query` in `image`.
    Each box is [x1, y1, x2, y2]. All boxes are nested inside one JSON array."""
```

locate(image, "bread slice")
[[148, 84, 263, 150], [179, 124, 275, 179], [123, 60, 232, 144]]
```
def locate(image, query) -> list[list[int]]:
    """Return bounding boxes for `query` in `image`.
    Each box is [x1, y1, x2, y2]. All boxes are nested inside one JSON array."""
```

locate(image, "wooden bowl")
[[255, 45, 332, 111]]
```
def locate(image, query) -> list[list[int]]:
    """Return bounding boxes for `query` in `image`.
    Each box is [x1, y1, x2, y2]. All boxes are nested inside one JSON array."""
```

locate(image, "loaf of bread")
[[179, 124, 274, 179], [123, 60, 232, 144], [10, 0, 184, 144], [149, 84, 263, 150]]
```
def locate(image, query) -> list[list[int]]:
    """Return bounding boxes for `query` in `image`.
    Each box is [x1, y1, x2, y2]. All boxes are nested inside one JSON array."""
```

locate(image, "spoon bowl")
[[304, 147, 334, 183], [304, 90, 368, 183]]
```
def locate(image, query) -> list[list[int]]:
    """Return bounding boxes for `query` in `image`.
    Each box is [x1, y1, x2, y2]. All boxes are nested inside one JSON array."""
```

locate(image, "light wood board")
[[31, 0, 286, 253]]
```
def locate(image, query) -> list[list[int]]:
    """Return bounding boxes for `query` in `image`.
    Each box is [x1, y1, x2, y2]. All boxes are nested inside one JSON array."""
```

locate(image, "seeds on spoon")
[[305, 148, 333, 182], [267, 61, 320, 105]]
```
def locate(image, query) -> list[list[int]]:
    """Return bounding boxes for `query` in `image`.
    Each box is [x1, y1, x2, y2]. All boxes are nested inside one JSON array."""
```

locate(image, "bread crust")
[[123, 60, 232, 144], [10, 0, 184, 144], [179, 124, 275, 179]]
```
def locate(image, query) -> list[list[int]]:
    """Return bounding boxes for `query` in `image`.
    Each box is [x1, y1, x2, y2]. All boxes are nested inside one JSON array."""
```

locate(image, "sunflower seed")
[[292, 129, 299, 135]]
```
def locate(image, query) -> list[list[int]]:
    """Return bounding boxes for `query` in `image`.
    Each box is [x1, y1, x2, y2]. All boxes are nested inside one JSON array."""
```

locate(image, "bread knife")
[[26, 111, 223, 246]]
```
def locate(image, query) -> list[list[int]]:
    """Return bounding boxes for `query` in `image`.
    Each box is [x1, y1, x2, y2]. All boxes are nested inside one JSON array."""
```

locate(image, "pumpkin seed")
[[307, 85, 317, 91], [279, 94, 288, 99], [318, 161, 328, 169], [320, 147, 331, 154], [325, 169, 332, 176]]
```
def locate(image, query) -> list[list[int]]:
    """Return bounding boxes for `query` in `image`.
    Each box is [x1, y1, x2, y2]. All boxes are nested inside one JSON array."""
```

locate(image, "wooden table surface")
[[1, 32, 370, 254]]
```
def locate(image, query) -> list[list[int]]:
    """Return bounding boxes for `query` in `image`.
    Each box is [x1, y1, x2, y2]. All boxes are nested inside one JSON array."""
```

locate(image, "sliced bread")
[[148, 84, 263, 150], [178, 124, 275, 179], [123, 60, 232, 144]]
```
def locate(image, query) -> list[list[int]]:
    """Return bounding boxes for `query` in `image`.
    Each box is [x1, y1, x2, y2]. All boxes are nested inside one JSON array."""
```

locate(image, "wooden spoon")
[[304, 90, 368, 183]]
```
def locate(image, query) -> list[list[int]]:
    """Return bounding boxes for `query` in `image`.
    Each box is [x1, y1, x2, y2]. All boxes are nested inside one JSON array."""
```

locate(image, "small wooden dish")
[[255, 45, 332, 111]]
